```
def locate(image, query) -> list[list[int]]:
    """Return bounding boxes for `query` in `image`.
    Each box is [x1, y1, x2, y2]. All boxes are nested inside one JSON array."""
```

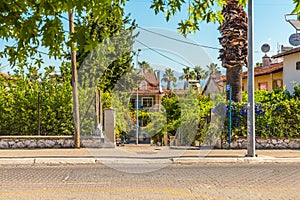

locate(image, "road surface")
[[0, 163, 299, 200]]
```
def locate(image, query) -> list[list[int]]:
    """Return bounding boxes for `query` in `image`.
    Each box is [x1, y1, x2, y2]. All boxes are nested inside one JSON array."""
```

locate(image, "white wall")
[[283, 52, 300, 92]]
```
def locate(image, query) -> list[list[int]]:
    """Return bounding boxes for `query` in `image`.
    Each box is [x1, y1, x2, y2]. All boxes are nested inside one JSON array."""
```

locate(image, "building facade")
[[273, 46, 300, 92]]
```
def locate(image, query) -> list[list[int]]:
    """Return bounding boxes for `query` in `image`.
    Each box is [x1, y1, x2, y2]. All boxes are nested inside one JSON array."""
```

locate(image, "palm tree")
[[179, 67, 190, 90], [162, 68, 177, 90], [138, 61, 153, 73], [206, 63, 220, 75], [218, 0, 247, 102], [194, 66, 208, 81]]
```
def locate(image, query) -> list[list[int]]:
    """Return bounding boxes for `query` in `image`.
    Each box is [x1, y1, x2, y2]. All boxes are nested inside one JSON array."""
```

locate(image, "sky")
[[125, 0, 297, 74], [0, 0, 297, 75]]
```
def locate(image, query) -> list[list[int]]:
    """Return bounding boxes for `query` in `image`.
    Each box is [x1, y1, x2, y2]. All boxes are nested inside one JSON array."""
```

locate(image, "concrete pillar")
[[163, 132, 168, 146], [104, 108, 116, 148]]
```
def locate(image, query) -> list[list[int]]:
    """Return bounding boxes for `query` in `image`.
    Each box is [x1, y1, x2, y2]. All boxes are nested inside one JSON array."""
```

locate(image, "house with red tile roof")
[[203, 57, 283, 95], [130, 71, 163, 111], [241, 61, 283, 92], [272, 46, 300, 92]]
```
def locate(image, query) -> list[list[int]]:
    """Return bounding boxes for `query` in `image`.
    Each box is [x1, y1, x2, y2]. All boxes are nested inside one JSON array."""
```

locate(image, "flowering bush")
[[222, 87, 300, 139]]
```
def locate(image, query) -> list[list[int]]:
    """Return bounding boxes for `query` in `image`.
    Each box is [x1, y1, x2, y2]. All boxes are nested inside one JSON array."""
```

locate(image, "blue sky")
[[0, 1, 297, 75], [125, 0, 296, 73]]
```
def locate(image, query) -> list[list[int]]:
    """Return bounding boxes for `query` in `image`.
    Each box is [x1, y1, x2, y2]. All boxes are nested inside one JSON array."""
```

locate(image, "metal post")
[[228, 86, 232, 149], [136, 87, 139, 145], [135, 49, 141, 145], [38, 91, 41, 136], [247, 0, 256, 157], [69, 8, 81, 148]]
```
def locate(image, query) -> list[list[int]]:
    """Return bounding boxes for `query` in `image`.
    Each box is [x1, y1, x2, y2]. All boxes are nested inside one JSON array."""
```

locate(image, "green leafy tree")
[[162, 68, 177, 90], [0, 1, 127, 66], [75, 11, 136, 136], [0, 63, 73, 135], [161, 91, 181, 136]]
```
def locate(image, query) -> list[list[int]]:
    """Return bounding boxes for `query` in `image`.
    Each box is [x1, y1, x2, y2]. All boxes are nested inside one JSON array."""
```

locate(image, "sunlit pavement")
[[0, 163, 299, 200]]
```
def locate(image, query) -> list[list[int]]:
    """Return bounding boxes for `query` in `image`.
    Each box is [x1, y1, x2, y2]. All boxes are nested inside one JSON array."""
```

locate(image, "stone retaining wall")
[[0, 136, 74, 149], [1, 136, 299, 149], [215, 138, 300, 149], [0, 136, 109, 149]]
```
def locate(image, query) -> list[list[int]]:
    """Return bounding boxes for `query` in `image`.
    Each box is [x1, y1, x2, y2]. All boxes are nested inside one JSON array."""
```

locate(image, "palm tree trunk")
[[226, 66, 242, 102]]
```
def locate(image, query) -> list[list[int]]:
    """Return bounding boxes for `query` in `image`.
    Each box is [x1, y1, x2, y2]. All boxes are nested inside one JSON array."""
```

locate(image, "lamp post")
[[247, 0, 255, 157], [136, 49, 141, 145]]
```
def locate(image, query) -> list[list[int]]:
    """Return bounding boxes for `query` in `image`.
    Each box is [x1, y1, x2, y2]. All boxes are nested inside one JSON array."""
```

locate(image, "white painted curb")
[[172, 157, 300, 164], [95, 158, 172, 164], [1, 157, 300, 165], [34, 158, 96, 164], [0, 158, 35, 165]]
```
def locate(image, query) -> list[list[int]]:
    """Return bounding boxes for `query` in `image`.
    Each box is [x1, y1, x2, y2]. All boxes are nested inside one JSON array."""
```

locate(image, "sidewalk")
[[0, 145, 299, 165]]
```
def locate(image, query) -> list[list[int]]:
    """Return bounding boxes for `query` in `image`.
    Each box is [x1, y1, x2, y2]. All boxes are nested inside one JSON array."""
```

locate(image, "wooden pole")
[[69, 8, 80, 148]]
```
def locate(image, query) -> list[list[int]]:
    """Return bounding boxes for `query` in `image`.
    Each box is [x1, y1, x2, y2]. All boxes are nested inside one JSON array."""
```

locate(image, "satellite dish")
[[289, 33, 300, 46], [261, 44, 270, 53]]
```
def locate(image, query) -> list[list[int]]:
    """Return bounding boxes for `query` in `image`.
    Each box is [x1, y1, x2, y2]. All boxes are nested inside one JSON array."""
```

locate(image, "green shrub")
[[0, 64, 73, 135]]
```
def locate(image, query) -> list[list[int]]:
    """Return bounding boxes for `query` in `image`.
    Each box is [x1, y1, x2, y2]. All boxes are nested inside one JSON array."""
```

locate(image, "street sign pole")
[[226, 84, 232, 149], [247, 0, 256, 157], [229, 85, 232, 149]]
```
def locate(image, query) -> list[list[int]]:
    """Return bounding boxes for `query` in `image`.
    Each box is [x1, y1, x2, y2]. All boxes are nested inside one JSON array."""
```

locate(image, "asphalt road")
[[0, 163, 299, 200]]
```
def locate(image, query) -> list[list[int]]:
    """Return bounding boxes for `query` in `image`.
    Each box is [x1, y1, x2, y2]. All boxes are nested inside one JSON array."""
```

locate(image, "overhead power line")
[[136, 25, 221, 50], [137, 26, 276, 54], [135, 39, 192, 68]]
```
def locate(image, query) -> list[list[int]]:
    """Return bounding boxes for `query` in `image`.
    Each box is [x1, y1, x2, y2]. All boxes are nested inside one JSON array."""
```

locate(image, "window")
[[142, 97, 153, 108], [258, 82, 268, 90], [296, 61, 300, 70], [130, 98, 136, 109], [273, 79, 283, 89]]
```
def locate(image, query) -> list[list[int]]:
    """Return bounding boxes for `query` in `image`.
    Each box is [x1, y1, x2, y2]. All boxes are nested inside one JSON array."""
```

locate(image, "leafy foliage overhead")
[[151, 0, 299, 35], [0, 0, 127, 66], [150, 0, 247, 35]]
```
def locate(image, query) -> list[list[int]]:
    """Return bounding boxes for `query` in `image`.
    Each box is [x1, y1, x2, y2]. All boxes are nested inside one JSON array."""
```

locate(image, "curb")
[[0, 157, 300, 165], [34, 158, 96, 165], [0, 158, 35, 165], [95, 158, 172, 164], [172, 157, 300, 164]]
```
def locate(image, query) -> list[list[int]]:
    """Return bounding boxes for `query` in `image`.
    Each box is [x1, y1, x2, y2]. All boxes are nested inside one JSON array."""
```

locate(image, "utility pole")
[[69, 8, 81, 148], [135, 49, 141, 145], [247, 0, 255, 157]]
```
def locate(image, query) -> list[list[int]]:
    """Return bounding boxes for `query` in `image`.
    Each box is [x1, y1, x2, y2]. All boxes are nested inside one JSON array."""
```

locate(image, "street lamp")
[[136, 49, 141, 145]]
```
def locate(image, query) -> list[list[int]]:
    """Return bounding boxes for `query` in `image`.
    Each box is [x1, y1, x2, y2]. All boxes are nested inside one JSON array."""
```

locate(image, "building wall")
[[283, 52, 300, 92], [242, 71, 283, 92]]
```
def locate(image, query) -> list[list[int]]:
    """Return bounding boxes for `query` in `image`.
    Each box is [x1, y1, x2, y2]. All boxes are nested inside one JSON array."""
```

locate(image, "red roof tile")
[[219, 62, 283, 81], [242, 62, 283, 78], [143, 72, 159, 86]]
